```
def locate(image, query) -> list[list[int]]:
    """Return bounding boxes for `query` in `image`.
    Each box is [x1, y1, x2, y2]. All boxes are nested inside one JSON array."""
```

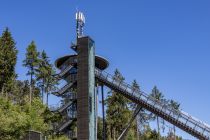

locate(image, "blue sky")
[[0, 0, 210, 139]]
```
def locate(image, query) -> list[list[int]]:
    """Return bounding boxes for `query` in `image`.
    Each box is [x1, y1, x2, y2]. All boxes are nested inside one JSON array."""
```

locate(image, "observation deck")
[[55, 54, 109, 71]]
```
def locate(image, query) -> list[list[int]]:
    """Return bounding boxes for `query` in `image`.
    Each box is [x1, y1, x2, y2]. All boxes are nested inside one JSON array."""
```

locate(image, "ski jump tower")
[[53, 11, 210, 140]]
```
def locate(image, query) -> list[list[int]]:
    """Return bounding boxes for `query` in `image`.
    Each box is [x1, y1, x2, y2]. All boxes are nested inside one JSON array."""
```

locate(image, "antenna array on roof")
[[76, 11, 85, 38]]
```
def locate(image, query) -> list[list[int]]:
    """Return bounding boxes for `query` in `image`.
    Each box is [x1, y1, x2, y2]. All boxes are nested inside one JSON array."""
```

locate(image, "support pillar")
[[101, 85, 106, 140]]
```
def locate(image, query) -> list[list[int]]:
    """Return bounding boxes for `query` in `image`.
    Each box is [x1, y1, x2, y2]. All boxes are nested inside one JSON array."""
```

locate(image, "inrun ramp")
[[95, 68, 210, 140]]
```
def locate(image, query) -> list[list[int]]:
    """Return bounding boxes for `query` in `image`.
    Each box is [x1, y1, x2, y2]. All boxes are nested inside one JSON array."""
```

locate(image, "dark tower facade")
[[77, 37, 96, 139]]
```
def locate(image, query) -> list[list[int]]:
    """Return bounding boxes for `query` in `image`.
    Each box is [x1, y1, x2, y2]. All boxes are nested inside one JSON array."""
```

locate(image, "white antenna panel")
[[76, 12, 85, 24]]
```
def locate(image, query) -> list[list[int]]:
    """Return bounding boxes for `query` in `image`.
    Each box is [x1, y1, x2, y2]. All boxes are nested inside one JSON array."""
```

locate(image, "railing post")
[[193, 123, 198, 131], [124, 84, 128, 92], [202, 128, 206, 135]]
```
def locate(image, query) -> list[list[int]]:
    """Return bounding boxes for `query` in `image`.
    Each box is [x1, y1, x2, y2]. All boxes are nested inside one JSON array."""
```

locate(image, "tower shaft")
[[77, 36, 96, 140]]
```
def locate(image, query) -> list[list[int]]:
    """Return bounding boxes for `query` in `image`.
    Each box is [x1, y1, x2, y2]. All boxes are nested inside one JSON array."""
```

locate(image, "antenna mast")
[[76, 11, 85, 38]]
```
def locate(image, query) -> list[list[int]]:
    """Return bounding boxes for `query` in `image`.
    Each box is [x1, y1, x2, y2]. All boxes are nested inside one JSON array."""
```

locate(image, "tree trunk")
[[46, 92, 49, 106], [42, 79, 44, 104], [1, 85, 4, 97], [41, 86, 44, 104], [3, 85, 8, 101], [30, 70, 33, 105], [113, 128, 116, 140], [6, 91, 8, 101], [136, 118, 139, 140], [173, 125, 176, 140], [157, 116, 160, 140], [110, 126, 113, 139]]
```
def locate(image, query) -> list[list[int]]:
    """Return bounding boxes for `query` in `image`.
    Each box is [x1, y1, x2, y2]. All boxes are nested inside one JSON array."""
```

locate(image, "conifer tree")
[[23, 41, 39, 104], [0, 28, 18, 99], [106, 69, 131, 139], [130, 80, 140, 109], [36, 50, 57, 105], [150, 86, 164, 139], [131, 80, 154, 139], [130, 80, 141, 139], [169, 99, 180, 140]]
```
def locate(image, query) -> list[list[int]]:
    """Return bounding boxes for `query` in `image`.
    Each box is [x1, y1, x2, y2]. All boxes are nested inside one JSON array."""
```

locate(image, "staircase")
[[57, 118, 75, 133], [57, 101, 74, 113], [58, 65, 74, 78], [55, 82, 75, 95], [95, 68, 210, 140]]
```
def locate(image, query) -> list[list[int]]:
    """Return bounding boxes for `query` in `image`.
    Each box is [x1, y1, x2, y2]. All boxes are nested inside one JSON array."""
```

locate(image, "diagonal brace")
[[117, 105, 142, 140]]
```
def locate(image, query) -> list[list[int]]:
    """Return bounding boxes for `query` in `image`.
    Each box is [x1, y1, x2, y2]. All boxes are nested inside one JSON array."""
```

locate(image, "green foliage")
[[166, 132, 182, 140], [23, 41, 41, 103], [0, 28, 18, 99], [139, 126, 163, 140], [150, 86, 165, 136], [129, 80, 140, 109], [0, 97, 55, 140], [25, 98, 50, 132], [169, 100, 180, 110], [11, 80, 30, 105], [126, 128, 136, 140], [23, 41, 39, 78], [168, 99, 181, 140], [97, 117, 103, 140], [36, 50, 57, 104], [47, 135, 69, 140], [0, 97, 27, 140], [130, 80, 155, 139], [0, 28, 66, 139], [106, 69, 133, 139], [151, 86, 164, 101]]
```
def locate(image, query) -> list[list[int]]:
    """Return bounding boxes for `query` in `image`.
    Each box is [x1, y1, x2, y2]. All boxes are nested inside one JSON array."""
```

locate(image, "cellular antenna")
[[76, 11, 85, 38]]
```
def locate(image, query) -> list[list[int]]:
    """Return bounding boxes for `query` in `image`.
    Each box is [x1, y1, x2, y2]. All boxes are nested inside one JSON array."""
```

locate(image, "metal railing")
[[95, 68, 210, 140], [59, 57, 77, 71], [65, 73, 77, 83], [56, 112, 77, 133], [58, 65, 74, 78], [57, 119, 74, 132], [49, 101, 63, 112], [66, 92, 77, 100], [56, 82, 75, 95], [58, 101, 74, 113], [49, 95, 77, 113]]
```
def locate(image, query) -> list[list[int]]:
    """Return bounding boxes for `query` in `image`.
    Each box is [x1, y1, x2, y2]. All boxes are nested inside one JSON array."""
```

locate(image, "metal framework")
[[95, 68, 210, 140]]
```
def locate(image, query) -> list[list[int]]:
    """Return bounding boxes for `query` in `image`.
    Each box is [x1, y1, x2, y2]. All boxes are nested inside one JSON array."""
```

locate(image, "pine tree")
[[131, 80, 154, 140], [0, 28, 18, 100], [36, 50, 57, 105], [106, 69, 132, 140], [23, 41, 40, 104], [169, 100, 180, 140], [130, 80, 141, 140], [150, 86, 164, 140], [130, 80, 140, 109]]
